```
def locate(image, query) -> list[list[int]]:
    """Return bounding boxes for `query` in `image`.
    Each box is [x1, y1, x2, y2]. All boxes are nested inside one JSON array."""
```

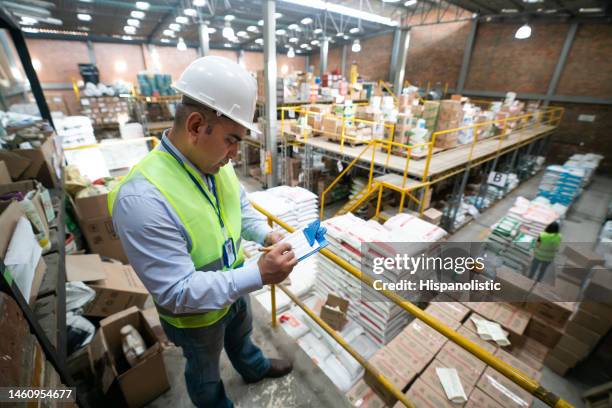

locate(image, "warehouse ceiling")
[[444, 0, 611, 20], [0, 0, 412, 54]]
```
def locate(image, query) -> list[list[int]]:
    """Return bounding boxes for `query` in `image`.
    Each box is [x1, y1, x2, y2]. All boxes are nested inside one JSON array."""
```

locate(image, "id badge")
[[222, 238, 236, 267]]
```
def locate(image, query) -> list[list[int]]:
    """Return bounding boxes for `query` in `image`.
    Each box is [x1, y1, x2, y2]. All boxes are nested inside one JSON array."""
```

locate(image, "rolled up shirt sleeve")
[[112, 192, 263, 314], [239, 184, 272, 245]]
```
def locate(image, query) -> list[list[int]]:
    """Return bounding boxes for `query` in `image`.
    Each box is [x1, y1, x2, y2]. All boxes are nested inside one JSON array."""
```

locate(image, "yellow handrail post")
[[340, 115, 346, 153], [375, 184, 384, 219], [419, 184, 430, 215], [367, 141, 377, 187], [267, 216, 277, 328]]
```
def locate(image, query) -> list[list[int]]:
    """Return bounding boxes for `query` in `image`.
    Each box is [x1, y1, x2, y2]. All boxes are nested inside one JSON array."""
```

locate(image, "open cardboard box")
[[70, 193, 128, 263], [66, 254, 149, 317], [320, 294, 349, 331], [89, 306, 170, 407], [0, 137, 59, 188], [0, 201, 46, 305], [0, 180, 50, 238]]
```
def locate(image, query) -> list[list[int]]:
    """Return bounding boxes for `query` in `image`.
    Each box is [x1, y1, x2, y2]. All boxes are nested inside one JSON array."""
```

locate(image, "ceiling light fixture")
[[169, 23, 181, 31], [184, 8, 197, 17], [288, 23, 299, 30], [289, 37, 298, 43], [222, 21, 234, 39], [579, 7, 603, 13], [276, 29, 286, 35], [177, 37, 187, 51], [287, 47, 295, 58], [176, 16, 189, 24], [343, 35, 350, 40], [224, 43, 232, 48], [130, 10, 145, 19], [124, 25, 136, 34], [282, 0, 398, 26], [514, 23, 531, 39], [135, 1, 150, 10], [19, 16, 38, 25], [207, 27, 216, 33], [311, 39, 319, 45], [502, 8, 519, 13], [77, 13, 91, 22], [160, 38, 170, 43], [336, 31, 344, 37], [127, 18, 140, 27], [404, 0, 417, 6], [224, 14, 235, 21], [247, 25, 258, 32], [121, 35, 133, 40], [349, 27, 360, 34], [237, 30, 248, 37], [351, 39, 361, 52], [257, 19, 264, 26], [300, 17, 313, 25], [193, 0, 206, 6], [163, 29, 175, 36], [300, 43, 308, 48], [314, 28, 323, 34], [275, 12, 283, 19], [255, 38, 264, 45]]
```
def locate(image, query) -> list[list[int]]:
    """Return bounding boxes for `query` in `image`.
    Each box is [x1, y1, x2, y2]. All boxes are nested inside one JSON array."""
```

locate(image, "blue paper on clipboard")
[[279, 220, 328, 262]]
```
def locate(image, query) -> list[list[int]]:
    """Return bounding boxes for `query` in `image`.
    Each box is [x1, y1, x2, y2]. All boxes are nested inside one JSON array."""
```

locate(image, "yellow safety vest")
[[534, 232, 561, 262], [108, 149, 244, 328]]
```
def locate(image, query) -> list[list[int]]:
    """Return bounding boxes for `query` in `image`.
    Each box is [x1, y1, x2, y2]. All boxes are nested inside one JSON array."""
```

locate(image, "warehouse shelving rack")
[[130, 94, 181, 138], [251, 202, 574, 408]]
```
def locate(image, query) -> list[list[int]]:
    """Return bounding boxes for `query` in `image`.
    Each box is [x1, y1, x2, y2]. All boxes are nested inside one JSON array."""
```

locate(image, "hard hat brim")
[[172, 83, 261, 136]]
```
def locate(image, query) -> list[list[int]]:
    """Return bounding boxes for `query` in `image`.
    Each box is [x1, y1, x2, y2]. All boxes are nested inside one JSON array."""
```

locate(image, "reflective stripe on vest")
[[108, 149, 244, 328], [534, 232, 561, 262]]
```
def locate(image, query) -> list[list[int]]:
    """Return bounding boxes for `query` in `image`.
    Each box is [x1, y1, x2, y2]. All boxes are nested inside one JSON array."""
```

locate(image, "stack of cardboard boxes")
[[434, 100, 464, 149], [80, 96, 130, 127]]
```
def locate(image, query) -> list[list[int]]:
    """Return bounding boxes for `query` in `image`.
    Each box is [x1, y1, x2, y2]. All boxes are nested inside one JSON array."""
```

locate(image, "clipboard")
[[278, 220, 328, 262]]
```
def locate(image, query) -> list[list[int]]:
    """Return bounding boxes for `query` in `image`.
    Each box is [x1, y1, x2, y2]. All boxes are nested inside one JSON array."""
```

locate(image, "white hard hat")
[[173, 55, 260, 134]]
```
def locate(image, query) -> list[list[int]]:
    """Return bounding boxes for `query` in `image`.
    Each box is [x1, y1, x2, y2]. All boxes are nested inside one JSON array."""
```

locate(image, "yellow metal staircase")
[[334, 182, 381, 216]]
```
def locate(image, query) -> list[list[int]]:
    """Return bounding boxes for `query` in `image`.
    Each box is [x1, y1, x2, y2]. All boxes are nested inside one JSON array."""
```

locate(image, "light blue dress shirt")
[[111, 133, 271, 314]]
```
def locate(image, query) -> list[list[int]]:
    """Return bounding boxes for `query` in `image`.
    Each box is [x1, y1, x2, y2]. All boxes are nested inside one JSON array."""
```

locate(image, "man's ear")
[[185, 111, 206, 143]]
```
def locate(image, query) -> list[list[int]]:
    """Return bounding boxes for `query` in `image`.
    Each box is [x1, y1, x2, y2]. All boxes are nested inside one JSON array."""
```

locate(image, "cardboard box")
[[320, 294, 349, 331], [569, 307, 612, 335], [89, 306, 170, 407], [562, 245, 605, 269], [0, 137, 58, 188], [548, 343, 582, 366], [524, 316, 562, 348], [579, 301, 612, 318], [583, 266, 612, 301], [428, 300, 470, 323], [322, 116, 343, 136], [422, 208, 442, 225], [494, 349, 541, 381], [494, 266, 534, 302], [419, 358, 475, 403], [346, 379, 386, 408], [456, 325, 497, 355], [71, 193, 128, 263], [555, 334, 591, 358], [437, 341, 486, 388], [491, 303, 530, 336], [403, 319, 448, 355], [0, 180, 50, 238], [542, 353, 571, 376], [425, 304, 462, 330], [0, 201, 47, 305], [387, 330, 435, 372], [398, 377, 456, 408], [66, 254, 149, 317], [365, 348, 418, 406], [476, 367, 533, 408], [466, 387, 504, 408], [564, 320, 601, 349], [0, 161, 11, 184], [525, 280, 579, 327], [508, 336, 548, 369]]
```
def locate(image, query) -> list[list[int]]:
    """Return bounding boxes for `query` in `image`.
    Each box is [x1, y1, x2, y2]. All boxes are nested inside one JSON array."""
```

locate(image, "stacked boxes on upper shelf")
[[80, 96, 129, 127]]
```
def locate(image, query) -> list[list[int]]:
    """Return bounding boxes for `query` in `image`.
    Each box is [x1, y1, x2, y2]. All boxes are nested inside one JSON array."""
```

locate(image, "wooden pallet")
[[325, 136, 367, 147]]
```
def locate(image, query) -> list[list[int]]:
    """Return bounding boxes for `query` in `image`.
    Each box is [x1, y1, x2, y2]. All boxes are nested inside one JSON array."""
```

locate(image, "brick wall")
[[465, 22, 568, 93], [405, 21, 471, 89]]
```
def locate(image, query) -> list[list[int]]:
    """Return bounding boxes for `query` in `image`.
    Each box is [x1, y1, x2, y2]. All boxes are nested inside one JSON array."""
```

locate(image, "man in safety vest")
[[528, 221, 561, 281], [109, 56, 297, 407]]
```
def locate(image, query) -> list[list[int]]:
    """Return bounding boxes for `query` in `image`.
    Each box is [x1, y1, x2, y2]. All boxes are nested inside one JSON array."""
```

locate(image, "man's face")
[[187, 113, 247, 174]]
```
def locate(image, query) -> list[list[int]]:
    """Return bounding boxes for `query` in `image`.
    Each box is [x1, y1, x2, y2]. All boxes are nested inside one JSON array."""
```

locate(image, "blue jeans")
[[529, 258, 551, 281], [161, 296, 271, 408]]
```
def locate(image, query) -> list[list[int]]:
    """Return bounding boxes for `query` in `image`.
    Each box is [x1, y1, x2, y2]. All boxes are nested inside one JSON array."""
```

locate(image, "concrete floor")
[[149, 171, 611, 408]]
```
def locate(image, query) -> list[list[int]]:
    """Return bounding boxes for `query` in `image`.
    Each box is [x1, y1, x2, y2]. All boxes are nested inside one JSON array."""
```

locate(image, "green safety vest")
[[108, 149, 244, 328], [534, 232, 561, 262]]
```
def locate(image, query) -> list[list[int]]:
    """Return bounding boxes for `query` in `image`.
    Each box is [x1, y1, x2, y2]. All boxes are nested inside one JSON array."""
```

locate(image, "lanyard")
[[161, 139, 226, 230]]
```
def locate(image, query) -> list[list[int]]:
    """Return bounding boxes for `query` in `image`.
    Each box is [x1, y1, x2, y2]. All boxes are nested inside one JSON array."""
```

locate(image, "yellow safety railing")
[[62, 136, 159, 151], [377, 79, 398, 103], [251, 202, 573, 408]]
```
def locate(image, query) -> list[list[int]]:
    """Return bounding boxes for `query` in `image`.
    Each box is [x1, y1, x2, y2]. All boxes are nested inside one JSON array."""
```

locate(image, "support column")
[[456, 18, 478, 94], [393, 29, 410, 95], [263, 0, 278, 187], [341, 44, 348, 77], [544, 22, 578, 106], [319, 37, 329, 76], [388, 27, 401, 83], [237, 49, 245, 67], [86, 40, 97, 64], [198, 21, 210, 57], [305, 54, 310, 72]]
